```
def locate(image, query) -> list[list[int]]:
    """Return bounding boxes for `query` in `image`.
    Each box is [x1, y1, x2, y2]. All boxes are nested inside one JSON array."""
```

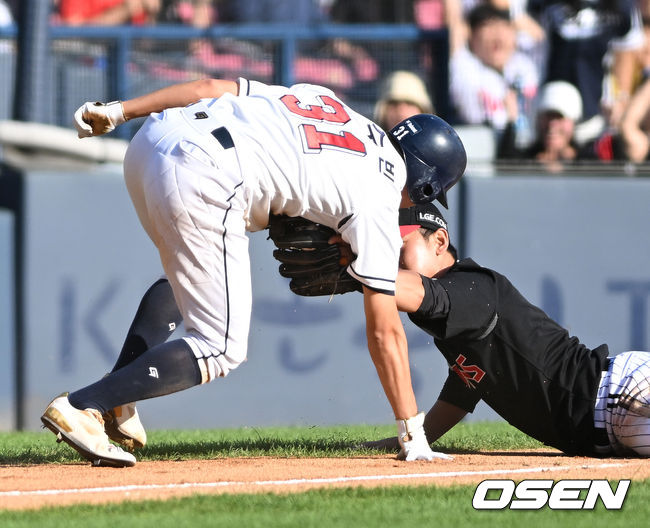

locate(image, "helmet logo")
[[392, 119, 422, 140]]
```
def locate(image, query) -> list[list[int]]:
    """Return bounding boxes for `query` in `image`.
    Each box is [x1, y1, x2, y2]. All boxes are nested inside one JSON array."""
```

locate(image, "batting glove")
[[74, 101, 127, 138], [396, 412, 453, 461]]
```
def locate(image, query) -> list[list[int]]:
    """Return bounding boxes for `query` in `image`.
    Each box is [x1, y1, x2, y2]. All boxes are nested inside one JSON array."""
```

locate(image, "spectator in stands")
[[373, 70, 434, 131], [613, 2, 650, 163], [619, 76, 650, 162], [220, 0, 380, 91], [606, 1, 650, 120], [530, 0, 644, 143], [631, 0, 650, 84], [449, 4, 539, 144], [414, 0, 445, 29], [443, 0, 545, 58], [57, 0, 161, 25], [323, 0, 391, 86], [155, 2, 273, 79], [497, 81, 627, 171]]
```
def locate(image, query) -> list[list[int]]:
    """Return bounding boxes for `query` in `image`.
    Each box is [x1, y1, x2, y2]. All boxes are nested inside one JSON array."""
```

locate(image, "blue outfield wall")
[[0, 166, 649, 430]]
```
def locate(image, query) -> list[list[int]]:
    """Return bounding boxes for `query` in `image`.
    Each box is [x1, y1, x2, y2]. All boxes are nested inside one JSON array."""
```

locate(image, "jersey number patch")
[[281, 94, 366, 156], [451, 354, 486, 389]]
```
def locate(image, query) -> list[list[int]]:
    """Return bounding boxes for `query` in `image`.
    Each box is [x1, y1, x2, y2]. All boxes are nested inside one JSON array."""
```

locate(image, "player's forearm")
[[122, 79, 239, 120], [364, 290, 418, 419], [423, 400, 467, 442], [368, 334, 418, 419]]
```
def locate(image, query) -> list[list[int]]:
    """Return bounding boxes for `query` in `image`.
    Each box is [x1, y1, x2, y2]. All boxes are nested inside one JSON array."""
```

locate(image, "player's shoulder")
[[244, 79, 340, 100], [288, 82, 338, 97], [239, 77, 289, 97], [444, 258, 499, 286], [242, 78, 354, 111]]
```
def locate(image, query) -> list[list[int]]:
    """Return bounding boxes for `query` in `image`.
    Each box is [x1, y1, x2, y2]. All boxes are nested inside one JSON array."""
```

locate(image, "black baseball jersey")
[[408, 258, 610, 455]]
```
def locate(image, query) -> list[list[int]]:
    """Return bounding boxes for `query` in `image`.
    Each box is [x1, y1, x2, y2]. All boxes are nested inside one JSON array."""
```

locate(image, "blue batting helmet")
[[389, 114, 466, 208]]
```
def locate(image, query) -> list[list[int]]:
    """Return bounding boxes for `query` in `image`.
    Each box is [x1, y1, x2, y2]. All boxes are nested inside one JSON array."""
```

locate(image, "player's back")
[[462, 262, 609, 453], [207, 79, 407, 231], [413, 258, 610, 454]]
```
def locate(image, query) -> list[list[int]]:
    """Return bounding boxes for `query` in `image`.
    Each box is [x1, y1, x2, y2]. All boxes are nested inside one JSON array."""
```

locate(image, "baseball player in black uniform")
[[367, 203, 650, 457]]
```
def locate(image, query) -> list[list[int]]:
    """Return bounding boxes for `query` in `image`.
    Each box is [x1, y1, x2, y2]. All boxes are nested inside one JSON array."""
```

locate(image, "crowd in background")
[[2, 0, 650, 170]]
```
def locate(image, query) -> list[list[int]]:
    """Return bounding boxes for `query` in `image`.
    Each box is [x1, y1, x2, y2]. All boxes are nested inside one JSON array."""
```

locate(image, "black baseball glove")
[[267, 215, 362, 296]]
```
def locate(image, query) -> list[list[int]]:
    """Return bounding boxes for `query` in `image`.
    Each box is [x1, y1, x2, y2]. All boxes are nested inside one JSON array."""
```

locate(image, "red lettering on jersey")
[[280, 94, 350, 124], [451, 354, 486, 388], [281, 93, 366, 156], [302, 124, 366, 155]]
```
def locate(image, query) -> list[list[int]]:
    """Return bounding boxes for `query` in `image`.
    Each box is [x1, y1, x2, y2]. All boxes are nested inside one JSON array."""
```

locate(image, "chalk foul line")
[[0, 462, 628, 498]]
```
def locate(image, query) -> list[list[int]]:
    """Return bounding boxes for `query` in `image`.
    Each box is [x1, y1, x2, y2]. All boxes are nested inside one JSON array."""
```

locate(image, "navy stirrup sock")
[[112, 278, 182, 372], [68, 339, 201, 414]]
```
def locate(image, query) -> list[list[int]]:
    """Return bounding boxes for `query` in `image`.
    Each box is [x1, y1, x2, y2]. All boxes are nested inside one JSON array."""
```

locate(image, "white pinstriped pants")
[[123, 112, 252, 381], [594, 351, 650, 456]]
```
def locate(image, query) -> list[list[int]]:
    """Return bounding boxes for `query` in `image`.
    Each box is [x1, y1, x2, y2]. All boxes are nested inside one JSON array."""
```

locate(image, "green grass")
[[0, 421, 544, 465], [4, 422, 644, 527], [2, 481, 649, 527]]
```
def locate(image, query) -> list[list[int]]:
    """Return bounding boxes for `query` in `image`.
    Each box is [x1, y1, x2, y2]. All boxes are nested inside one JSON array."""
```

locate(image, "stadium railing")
[[0, 23, 450, 139]]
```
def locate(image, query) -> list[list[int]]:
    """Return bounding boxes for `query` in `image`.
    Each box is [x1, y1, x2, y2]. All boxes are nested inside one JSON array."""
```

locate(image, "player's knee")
[[182, 335, 247, 382]]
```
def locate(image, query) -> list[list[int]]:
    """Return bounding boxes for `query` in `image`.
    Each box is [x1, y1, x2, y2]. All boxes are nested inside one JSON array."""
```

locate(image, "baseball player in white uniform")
[[40, 77, 466, 467]]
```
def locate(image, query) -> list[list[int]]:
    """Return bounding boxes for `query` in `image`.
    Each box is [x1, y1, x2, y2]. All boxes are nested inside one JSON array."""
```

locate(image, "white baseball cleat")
[[41, 393, 136, 468], [103, 402, 147, 451]]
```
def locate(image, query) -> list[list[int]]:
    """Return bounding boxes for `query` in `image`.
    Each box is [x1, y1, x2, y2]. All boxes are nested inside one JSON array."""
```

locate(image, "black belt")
[[211, 127, 234, 150], [593, 357, 614, 451], [593, 427, 609, 447], [603, 357, 612, 372]]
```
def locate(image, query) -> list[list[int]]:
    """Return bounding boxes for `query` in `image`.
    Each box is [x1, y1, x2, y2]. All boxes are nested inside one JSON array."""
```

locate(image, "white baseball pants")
[[595, 351, 650, 456], [123, 111, 252, 381]]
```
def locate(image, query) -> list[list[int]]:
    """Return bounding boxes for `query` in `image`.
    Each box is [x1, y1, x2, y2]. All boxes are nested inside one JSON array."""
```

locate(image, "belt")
[[593, 357, 614, 453], [593, 427, 609, 447], [211, 127, 234, 150], [601, 357, 612, 372]]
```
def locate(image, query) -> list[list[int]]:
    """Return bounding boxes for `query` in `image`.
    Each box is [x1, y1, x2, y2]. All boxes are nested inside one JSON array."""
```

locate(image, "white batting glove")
[[73, 101, 127, 138], [396, 412, 453, 461]]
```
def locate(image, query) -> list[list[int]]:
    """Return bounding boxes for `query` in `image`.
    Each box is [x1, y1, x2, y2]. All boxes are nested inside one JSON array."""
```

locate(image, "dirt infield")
[[2, 450, 649, 510]]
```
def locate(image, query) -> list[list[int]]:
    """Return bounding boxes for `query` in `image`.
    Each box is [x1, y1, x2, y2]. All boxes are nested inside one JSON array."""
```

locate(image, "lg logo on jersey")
[[472, 479, 630, 510]]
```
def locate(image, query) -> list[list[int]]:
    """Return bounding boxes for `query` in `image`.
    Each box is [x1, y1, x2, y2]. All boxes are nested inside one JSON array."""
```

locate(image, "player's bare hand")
[[73, 101, 127, 138], [327, 234, 354, 266]]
